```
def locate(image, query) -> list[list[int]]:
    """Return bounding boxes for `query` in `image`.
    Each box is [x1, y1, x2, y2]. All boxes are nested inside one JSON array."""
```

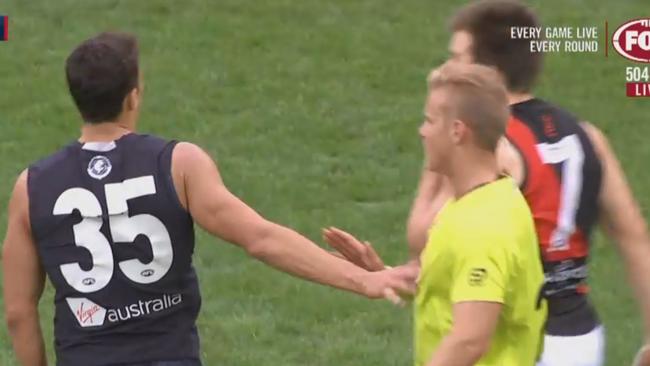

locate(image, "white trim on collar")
[[82, 141, 117, 152]]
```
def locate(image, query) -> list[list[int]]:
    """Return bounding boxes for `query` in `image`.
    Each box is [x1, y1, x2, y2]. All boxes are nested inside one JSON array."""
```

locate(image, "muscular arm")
[[405, 166, 452, 258], [170, 142, 412, 298], [426, 302, 501, 366], [583, 122, 650, 338], [2, 170, 47, 366]]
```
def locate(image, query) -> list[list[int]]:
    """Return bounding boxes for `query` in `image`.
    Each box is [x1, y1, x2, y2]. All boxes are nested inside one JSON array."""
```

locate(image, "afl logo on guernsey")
[[612, 19, 650, 63], [82, 278, 96, 286], [87, 156, 112, 180], [468, 268, 488, 286], [141, 269, 155, 277]]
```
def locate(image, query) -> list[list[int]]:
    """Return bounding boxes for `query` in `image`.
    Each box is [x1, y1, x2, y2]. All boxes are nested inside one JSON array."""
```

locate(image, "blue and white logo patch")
[[87, 155, 112, 180]]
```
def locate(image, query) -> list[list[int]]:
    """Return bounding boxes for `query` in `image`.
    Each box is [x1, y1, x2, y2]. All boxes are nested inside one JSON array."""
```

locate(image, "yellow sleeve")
[[450, 236, 511, 304]]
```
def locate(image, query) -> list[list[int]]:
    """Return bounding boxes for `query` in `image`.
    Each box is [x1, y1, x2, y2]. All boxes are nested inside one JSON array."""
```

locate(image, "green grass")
[[0, 0, 648, 365]]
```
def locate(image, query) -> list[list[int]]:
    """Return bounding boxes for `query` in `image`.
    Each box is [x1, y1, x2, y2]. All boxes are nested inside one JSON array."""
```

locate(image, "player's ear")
[[450, 119, 466, 144], [124, 87, 140, 112]]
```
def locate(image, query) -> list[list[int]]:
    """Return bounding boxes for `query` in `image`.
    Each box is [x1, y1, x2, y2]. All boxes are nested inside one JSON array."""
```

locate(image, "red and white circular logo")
[[613, 19, 650, 63]]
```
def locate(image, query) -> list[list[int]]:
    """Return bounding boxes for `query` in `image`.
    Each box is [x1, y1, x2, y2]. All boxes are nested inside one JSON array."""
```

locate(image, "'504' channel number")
[[626, 67, 650, 82]]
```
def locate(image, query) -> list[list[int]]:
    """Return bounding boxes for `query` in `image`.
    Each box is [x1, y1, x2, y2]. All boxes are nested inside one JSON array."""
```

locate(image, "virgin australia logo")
[[66, 297, 107, 328], [87, 155, 112, 180], [67, 294, 183, 328]]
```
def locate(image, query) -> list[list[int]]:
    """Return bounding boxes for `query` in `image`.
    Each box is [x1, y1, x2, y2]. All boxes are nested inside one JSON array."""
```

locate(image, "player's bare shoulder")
[[170, 142, 205, 210], [13, 169, 28, 194], [172, 142, 218, 172], [579, 121, 610, 159], [8, 169, 29, 218], [171, 142, 203, 172], [170, 141, 226, 211], [496, 137, 525, 186]]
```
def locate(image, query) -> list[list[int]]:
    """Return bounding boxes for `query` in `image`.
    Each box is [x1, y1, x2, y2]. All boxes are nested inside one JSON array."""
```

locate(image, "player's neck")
[[508, 92, 535, 105], [79, 121, 133, 143], [447, 152, 500, 199]]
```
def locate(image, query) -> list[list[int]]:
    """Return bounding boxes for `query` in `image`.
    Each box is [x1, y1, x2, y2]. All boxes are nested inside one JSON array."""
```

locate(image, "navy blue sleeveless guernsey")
[[27, 133, 201, 365]]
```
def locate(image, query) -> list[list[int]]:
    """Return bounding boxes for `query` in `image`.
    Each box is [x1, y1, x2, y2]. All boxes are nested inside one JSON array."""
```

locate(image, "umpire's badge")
[[87, 155, 112, 180], [468, 268, 488, 286]]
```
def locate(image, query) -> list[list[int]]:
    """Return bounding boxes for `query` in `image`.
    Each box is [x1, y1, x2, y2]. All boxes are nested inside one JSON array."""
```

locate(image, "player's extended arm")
[[171, 142, 417, 300], [2, 171, 47, 366], [583, 122, 650, 340], [405, 165, 453, 258], [426, 302, 501, 366]]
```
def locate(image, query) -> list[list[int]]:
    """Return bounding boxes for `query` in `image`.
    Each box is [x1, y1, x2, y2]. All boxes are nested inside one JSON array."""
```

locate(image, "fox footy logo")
[[613, 19, 650, 63]]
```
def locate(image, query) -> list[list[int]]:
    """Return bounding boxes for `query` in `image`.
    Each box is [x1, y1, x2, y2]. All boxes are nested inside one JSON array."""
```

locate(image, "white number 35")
[[53, 175, 173, 293]]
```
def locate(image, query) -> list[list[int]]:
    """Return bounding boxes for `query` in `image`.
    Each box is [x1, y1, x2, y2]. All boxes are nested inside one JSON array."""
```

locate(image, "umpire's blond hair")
[[427, 62, 509, 151]]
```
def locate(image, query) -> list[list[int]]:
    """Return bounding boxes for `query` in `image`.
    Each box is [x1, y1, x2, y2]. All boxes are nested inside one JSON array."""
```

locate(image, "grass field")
[[0, 0, 648, 365]]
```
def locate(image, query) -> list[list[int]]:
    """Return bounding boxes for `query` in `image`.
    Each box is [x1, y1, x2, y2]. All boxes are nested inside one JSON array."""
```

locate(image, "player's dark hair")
[[65, 32, 139, 123], [451, 0, 542, 93]]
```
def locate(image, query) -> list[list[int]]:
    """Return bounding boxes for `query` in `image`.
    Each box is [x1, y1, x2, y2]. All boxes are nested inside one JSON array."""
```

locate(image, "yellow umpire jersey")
[[415, 177, 546, 366]]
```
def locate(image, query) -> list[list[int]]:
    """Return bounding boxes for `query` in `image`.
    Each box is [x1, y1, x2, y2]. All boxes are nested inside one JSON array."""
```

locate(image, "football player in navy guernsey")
[[1, 32, 417, 366]]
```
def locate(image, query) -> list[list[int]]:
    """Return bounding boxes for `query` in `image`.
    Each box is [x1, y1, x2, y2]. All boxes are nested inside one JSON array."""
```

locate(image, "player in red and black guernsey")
[[1, 32, 418, 366], [406, 2, 650, 365], [321, 1, 650, 365]]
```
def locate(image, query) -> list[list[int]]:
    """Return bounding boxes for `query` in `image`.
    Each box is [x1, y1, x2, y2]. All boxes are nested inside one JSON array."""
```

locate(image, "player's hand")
[[356, 264, 419, 305], [322, 227, 385, 272], [633, 345, 650, 366]]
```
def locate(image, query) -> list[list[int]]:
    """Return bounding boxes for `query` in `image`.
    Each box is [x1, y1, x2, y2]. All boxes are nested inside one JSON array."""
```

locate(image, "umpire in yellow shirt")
[[414, 62, 546, 366]]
